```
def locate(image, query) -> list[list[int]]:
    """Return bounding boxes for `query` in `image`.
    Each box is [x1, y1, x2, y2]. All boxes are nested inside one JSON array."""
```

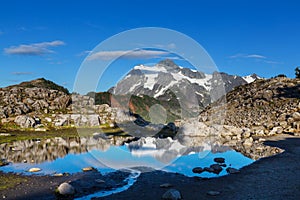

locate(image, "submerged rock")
[[162, 189, 182, 200]]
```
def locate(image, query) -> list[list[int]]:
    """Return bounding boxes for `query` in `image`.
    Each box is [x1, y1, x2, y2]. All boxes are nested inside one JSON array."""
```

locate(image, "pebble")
[[95, 179, 105, 183], [207, 191, 221, 196], [160, 183, 173, 188]]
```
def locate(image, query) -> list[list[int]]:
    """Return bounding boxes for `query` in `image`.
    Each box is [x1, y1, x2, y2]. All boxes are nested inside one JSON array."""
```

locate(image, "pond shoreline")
[[0, 127, 126, 144], [0, 134, 299, 199]]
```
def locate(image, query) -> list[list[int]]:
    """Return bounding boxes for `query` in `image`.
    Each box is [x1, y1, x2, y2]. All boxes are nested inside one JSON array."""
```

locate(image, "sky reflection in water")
[[0, 139, 253, 178]]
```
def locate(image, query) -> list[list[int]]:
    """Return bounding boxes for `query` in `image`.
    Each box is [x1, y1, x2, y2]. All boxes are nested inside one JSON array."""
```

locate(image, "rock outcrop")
[[199, 77, 300, 136], [0, 79, 71, 118]]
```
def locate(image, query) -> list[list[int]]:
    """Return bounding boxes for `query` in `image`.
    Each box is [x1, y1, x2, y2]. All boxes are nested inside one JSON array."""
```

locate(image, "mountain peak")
[[243, 73, 262, 83], [156, 59, 180, 71]]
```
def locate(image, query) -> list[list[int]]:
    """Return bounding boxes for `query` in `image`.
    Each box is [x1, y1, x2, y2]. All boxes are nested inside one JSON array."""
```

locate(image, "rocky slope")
[[0, 78, 71, 118], [198, 77, 300, 136]]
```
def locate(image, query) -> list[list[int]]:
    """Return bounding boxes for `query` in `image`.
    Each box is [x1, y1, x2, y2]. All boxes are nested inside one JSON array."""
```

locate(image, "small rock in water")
[[207, 191, 221, 196], [28, 168, 41, 172], [160, 183, 173, 188], [82, 167, 95, 172], [57, 182, 75, 195], [162, 189, 182, 200], [210, 164, 223, 174], [214, 157, 225, 163], [226, 167, 240, 174], [53, 173, 64, 177], [192, 167, 204, 174], [204, 167, 215, 173]]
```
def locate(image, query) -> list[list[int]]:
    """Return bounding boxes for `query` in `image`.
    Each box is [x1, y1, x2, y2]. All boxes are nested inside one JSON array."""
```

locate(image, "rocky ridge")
[[198, 77, 300, 136]]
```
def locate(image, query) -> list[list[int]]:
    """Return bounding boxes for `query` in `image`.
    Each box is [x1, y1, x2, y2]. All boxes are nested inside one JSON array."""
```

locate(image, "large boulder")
[[57, 182, 75, 196], [14, 115, 36, 128], [51, 95, 71, 110], [162, 189, 182, 200], [87, 114, 100, 126], [54, 114, 70, 126], [292, 112, 300, 121]]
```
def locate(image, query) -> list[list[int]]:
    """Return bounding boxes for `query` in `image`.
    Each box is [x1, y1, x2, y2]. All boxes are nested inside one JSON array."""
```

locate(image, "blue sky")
[[1, 0, 300, 92]]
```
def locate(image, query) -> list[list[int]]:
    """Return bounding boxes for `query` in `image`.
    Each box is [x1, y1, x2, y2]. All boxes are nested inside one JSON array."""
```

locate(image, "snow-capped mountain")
[[110, 59, 260, 111], [243, 73, 261, 83]]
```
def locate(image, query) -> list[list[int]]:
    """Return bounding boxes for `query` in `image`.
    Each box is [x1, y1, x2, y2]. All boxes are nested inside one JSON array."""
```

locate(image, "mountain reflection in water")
[[0, 134, 282, 177]]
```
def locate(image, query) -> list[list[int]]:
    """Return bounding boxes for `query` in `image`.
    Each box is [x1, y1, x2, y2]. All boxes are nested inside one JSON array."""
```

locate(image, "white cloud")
[[11, 72, 33, 75], [229, 53, 282, 65], [245, 54, 266, 59], [264, 60, 283, 65], [230, 53, 266, 59], [154, 43, 176, 49], [4, 40, 65, 56], [77, 50, 92, 56], [87, 49, 170, 61]]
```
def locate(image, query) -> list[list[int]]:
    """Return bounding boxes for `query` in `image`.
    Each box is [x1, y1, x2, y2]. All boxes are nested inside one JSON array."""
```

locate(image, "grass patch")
[[0, 127, 125, 144]]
